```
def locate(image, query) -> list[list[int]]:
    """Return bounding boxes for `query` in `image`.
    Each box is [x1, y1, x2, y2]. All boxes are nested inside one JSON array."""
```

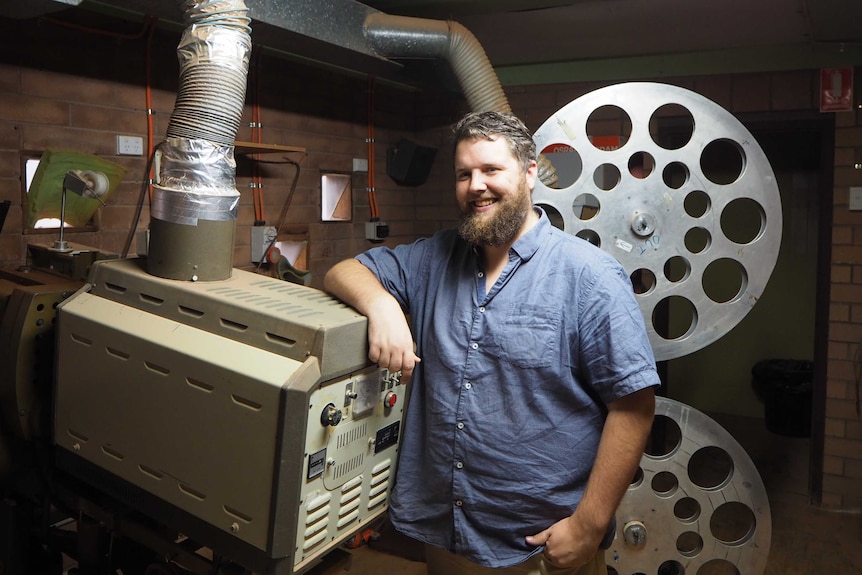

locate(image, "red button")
[[384, 391, 397, 408]]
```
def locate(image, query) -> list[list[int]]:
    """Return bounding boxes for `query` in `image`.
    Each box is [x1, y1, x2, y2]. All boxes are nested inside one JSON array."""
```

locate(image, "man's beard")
[[458, 180, 532, 247]]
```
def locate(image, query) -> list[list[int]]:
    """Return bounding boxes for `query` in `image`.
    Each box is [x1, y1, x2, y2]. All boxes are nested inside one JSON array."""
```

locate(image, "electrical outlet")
[[117, 135, 144, 156], [365, 221, 389, 242]]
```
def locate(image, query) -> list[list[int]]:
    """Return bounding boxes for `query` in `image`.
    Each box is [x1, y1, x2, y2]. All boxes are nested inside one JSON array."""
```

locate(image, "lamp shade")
[[28, 150, 126, 228]]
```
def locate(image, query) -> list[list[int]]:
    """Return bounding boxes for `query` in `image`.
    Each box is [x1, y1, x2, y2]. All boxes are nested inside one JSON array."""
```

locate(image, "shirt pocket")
[[500, 303, 562, 368]]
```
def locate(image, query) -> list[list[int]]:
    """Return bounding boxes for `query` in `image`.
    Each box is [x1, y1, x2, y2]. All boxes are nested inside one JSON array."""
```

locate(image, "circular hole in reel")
[[651, 471, 679, 497], [688, 446, 734, 490], [659, 559, 686, 575], [629, 151, 655, 179], [652, 296, 697, 341], [677, 531, 704, 558], [710, 501, 757, 545], [587, 105, 631, 149], [645, 414, 682, 457], [539, 203, 565, 230], [696, 558, 741, 575], [684, 190, 711, 218], [721, 197, 764, 244], [685, 227, 711, 254], [630, 466, 644, 488], [702, 258, 747, 303], [664, 256, 690, 283], [573, 193, 601, 220], [674, 497, 701, 523], [649, 103, 695, 150], [631, 268, 656, 295], [662, 161, 689, 189], [576, 229, 601, 247], [594, 164, 621, 191], [701, 139, 745, 185], [540, 143, 583, 189]]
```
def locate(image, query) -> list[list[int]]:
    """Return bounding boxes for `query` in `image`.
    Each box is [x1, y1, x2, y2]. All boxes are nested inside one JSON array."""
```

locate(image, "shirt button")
[[479, 306, 485, 313], [465, 382, 472, 390], [457, 422, 464, 430], [477, 272, 484, 278], [455, 461, 464, 469], [470, 342, 478, 350], [455, 500, 463, 507]]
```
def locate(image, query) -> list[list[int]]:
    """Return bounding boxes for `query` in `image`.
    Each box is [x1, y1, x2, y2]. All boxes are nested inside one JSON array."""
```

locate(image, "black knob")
[[320, 403, 343, 427]]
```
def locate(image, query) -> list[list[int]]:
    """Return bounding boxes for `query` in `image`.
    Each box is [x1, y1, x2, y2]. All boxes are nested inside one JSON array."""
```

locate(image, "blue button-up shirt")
[[356, 209, 659, 568]]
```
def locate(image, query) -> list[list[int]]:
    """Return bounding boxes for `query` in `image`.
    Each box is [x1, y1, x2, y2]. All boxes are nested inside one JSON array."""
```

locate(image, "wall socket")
[[117, 135, 144, 156]]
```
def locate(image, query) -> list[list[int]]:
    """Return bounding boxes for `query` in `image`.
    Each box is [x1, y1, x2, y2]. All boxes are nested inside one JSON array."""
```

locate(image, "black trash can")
[[751, 359, 813, 437]]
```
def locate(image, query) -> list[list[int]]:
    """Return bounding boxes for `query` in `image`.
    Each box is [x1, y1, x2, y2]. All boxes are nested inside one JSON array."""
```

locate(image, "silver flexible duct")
[[364, 12, 557, 187], [148, 0, 252, 281], [365, 13, 510, 114]]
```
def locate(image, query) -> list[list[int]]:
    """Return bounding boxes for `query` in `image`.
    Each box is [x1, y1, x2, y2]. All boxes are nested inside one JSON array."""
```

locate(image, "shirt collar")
[[510, 206, 548, 262]]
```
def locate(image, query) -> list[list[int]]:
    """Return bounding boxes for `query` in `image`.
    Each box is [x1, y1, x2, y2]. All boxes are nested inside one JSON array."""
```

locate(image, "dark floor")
[[344, 413, 862, 575]]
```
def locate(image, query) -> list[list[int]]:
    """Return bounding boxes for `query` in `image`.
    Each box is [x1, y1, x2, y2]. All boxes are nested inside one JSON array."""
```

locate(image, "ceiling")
[[360, 0, 862, 84], [4, 0, 862, 87]]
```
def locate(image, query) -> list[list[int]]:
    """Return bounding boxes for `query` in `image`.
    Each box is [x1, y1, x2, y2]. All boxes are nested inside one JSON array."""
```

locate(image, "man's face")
[[454, 136, 538, 247]]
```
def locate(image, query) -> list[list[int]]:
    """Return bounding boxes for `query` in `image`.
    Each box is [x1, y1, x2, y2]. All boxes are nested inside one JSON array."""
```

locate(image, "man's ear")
[[525, 159, 538, 188]]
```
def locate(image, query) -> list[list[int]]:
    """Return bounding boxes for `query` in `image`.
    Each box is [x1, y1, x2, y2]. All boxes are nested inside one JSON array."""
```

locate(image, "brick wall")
[[0, 15, 463, 286], [825, 104, 862, 508]]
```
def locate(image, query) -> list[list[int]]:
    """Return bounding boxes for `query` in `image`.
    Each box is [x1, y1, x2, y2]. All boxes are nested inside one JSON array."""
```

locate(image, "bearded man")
[[324, 111, 658, 575]]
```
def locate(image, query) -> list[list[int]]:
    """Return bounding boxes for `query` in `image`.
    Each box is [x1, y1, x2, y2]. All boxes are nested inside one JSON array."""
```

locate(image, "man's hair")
[[453, 111, 536, 172]]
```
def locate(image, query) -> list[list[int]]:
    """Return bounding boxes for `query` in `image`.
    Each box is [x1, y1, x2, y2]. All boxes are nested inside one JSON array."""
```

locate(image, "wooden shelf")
[[234, 141, 306, 154]]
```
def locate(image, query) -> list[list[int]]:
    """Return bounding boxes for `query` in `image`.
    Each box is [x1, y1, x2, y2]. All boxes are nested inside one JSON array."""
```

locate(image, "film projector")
[[533, 83, 779, 575]]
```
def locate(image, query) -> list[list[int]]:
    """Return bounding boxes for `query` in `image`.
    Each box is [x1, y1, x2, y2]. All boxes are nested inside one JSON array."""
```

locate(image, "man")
[[324, 111, 658, 575]]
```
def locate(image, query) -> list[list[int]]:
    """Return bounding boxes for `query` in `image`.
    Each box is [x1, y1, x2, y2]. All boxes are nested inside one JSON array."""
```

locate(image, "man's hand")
[[324, 258, 421, 377], [525, 513, 603, 569], [366, 295, 421, 378]]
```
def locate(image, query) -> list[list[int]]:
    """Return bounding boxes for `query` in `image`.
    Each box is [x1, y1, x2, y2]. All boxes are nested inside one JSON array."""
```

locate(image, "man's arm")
[[525, 386, 655, 567], [324, 258, 421, 376]]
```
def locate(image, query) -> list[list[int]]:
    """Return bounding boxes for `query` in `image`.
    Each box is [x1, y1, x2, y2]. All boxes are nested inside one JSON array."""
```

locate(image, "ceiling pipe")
[[364, 12, 557, 187], [147, 0, 252, 282], [364, 13, 511, 114]]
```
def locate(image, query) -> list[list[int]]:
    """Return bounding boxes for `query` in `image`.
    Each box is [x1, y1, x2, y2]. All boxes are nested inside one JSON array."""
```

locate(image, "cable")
[[122, 142, 162, 259]]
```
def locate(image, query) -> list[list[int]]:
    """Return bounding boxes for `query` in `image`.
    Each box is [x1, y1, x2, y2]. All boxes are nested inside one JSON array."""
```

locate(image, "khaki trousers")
[[424, 544, 607, 575]]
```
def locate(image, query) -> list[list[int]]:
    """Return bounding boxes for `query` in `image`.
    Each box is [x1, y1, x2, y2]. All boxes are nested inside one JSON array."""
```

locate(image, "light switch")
[[850, 187, 862, 211]]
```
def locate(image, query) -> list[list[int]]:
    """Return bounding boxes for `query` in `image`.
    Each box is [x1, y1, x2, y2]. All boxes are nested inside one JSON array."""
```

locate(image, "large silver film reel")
[[609, 397, 771, 575], [533, 83, 782, 362]]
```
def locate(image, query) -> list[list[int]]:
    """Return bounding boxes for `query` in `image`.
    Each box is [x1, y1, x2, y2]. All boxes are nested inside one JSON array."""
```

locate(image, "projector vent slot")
[[139, 465, 164, 480], [139, 292, 164, 306], [187, 377, 214, 392], [179, 483, 206, 501], [106, 347, 130, 360], [220, 317, 248, 332], [231, 394, 262, 411], [144, 361, 170, 375], [67, 429, 89, 442], [104, 282, 127, 294], [224, 506, 252, 523], [178, 304, 204, 318], [70, 333, 93, 346], [101, 445, 125, 461], [265, 332, 297, 347]]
